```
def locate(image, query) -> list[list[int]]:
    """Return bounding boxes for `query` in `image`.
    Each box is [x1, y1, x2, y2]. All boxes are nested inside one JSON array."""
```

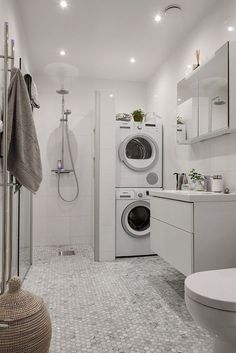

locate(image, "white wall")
[[94, 90, 116, 261], [33, 75, 146, 247], [0, 0, 32, 72], [147, 0, 236, 190]]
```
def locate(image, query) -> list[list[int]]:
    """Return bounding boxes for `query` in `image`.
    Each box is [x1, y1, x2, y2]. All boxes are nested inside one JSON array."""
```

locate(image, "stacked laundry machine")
[[115, 120, 163, 257]]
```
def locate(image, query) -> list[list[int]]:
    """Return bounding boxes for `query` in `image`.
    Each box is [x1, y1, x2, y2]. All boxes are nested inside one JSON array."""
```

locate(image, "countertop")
[[149, 189, 236, 202]]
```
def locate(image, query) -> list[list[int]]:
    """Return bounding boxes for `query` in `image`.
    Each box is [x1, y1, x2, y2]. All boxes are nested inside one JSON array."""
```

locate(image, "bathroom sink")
[[149, 189, 236, 202]]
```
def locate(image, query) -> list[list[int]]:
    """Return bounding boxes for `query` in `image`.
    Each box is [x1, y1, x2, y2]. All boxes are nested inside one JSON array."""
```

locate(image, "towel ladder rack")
[[0, 22, 15, 294]]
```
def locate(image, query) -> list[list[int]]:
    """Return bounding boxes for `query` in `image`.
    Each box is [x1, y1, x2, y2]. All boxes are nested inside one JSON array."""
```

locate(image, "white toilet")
[[185, 268, 236, 353]]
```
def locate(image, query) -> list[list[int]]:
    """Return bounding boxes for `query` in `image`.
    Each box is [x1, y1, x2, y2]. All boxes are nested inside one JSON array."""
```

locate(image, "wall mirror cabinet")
[[177, 42, 236, 144]]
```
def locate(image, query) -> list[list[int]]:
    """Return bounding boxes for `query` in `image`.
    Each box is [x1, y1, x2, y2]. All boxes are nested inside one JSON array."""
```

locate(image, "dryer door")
[[119, 134, 159, 172], [122, 201, 150, 238]]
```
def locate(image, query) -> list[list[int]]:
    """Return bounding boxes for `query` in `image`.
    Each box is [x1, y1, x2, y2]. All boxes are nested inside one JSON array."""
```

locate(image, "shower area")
[[51, 89, 79, 203], [30, 61, 94, 249], [0, 22, 32, 293]]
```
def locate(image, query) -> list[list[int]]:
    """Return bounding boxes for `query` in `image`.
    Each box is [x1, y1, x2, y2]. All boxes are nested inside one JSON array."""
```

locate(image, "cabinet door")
[[151, 218, 193, 276], [177, 42, 229, 143], [177, 77, 199, 140], [151, 197, 193, 233]]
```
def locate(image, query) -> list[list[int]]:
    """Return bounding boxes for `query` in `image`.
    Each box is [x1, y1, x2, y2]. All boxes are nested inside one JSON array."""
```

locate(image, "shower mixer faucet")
[[63, 109, 71, 122], [60, 109, 71, 122]]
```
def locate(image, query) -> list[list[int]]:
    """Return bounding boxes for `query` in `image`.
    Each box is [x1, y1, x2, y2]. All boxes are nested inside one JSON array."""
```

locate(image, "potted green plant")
[[177, 115, 184, 125], [131, 109, 145, 123], [188, 168, 205, 191]]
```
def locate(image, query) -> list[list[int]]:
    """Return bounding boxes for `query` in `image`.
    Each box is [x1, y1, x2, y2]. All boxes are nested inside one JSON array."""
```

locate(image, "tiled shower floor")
[[23, 246, 212, 353]]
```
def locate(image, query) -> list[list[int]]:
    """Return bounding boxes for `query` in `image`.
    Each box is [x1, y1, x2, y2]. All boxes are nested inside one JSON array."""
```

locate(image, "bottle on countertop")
[[57, 159, 63, 170], [174, 173, 188, 190], [181, 174, 190, 190], [211, 175, 223, 193]]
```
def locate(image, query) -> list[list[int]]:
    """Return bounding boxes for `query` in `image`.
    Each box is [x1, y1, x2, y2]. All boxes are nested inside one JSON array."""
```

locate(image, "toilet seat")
[[185, 268, 236, 312]]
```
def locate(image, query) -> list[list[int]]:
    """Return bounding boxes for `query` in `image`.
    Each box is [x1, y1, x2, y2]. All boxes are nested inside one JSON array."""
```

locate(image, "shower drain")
[[58, 250, 76, 256]]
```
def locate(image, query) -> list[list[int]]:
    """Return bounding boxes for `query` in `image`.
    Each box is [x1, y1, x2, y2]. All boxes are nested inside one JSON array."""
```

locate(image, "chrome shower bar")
[[0, 55, 14, 59], [0, 22, 15, 294], [8, 38, 15, 283]]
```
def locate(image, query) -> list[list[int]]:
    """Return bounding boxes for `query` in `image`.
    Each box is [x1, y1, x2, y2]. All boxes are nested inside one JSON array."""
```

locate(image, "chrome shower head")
[[214, 100, 226, 106], [213, 96, 226, 106], [56, 89, 69, 95]]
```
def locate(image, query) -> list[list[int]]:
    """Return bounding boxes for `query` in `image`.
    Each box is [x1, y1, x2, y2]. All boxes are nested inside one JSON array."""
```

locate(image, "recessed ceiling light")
[[60, 0, 68, 8], [177, 98, 182, 102], [227, 26, 235, 32], [109, 94, 114, 98], [130, 57, 136, 63], [154, 14, 162, 23], [60, 50, 66, 56]]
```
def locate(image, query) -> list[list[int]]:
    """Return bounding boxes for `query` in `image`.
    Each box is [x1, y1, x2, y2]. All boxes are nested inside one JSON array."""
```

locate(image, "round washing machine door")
[[119, 134, 159, 172], [121, 201, 150, 238]]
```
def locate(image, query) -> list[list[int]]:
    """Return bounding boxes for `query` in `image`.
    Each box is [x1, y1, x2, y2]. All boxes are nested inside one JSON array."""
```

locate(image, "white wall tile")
[[147, 0, 236, 190], [69, 216, 91, 242]]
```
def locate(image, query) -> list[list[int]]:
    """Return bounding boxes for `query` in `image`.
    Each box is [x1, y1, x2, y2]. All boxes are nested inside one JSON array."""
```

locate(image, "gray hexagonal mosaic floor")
[[23, 246, 212, 353]]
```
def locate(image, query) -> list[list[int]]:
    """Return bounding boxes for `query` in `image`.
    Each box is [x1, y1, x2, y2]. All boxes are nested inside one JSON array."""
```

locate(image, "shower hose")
[[57, 122, 80, 202]]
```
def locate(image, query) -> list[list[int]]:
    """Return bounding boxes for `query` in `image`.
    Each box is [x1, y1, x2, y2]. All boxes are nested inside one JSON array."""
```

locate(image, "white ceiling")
[[16, 0, 218, 82]]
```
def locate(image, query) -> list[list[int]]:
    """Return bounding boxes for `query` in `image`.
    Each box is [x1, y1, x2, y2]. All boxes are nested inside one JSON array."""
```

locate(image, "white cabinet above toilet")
[[150, 190, 236, 276]]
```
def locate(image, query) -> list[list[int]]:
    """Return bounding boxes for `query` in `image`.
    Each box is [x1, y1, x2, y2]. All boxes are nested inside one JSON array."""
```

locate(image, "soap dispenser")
[[181, 174, 189, 190]]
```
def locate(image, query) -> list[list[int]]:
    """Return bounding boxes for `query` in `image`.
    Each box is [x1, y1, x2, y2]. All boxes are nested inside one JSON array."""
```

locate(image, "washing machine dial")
[[138, 192, 143, 198]]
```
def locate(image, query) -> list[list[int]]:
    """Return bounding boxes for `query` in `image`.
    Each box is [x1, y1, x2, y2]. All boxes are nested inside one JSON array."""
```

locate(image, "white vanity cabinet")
[[150, 190, 236, 276]]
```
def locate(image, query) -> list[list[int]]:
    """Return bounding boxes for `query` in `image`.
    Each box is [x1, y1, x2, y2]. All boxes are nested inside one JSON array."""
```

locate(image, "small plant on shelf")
[[131, 109, 145, 122], [189, 168, 204, 181], [188, 168, 205, 191], [177, 115, 184, 125]]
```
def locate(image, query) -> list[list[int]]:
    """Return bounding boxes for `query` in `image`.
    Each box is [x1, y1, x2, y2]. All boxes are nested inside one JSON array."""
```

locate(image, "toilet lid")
[[185, 268, 236, 312]]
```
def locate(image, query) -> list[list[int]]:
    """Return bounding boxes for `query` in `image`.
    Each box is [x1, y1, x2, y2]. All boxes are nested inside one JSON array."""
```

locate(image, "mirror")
[[177, 74, 199, 140], [177, 42, 229, 143]]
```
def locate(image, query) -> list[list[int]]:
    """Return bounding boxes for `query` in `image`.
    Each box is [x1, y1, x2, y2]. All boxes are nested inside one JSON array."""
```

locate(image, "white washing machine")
[[116, 120, 162, 188], [116, 188, 154, 257]]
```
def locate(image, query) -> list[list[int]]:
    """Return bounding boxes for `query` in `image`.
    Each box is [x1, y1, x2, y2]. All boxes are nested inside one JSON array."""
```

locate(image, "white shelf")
[[178, 127, 236, 145]]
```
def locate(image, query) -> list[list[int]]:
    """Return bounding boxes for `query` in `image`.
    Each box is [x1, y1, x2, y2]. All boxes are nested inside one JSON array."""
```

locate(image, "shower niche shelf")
[[177, 41, 236, 145], [51, 169, 73, 174]]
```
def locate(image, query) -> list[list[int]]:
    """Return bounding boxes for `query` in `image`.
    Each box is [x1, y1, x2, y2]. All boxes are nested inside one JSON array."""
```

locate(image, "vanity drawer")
[[150, 197, 193, 233], [151, 218, 193, 276]]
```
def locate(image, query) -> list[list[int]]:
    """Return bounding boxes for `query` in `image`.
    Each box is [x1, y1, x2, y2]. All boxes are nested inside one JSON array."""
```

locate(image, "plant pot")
[[133, 117, 144, 123], [192, 180, 205, 191]]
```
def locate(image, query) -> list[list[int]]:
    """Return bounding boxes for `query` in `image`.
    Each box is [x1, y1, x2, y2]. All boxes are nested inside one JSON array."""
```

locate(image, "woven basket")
[[0, 277, 52, 353]]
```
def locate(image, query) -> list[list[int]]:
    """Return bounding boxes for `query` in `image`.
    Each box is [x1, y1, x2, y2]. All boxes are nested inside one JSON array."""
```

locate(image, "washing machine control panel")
[[116, 189, 151, 200], [134, 190, 149, 200]]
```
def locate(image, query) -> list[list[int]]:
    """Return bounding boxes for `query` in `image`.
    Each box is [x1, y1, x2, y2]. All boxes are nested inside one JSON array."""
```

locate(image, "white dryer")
[[116, 120, 162, 188], [116, 188, 154, 257]]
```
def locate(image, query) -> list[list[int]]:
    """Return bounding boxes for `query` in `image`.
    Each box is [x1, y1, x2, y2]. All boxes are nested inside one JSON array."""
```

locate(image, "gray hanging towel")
[[6, 68, 42, 193]]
